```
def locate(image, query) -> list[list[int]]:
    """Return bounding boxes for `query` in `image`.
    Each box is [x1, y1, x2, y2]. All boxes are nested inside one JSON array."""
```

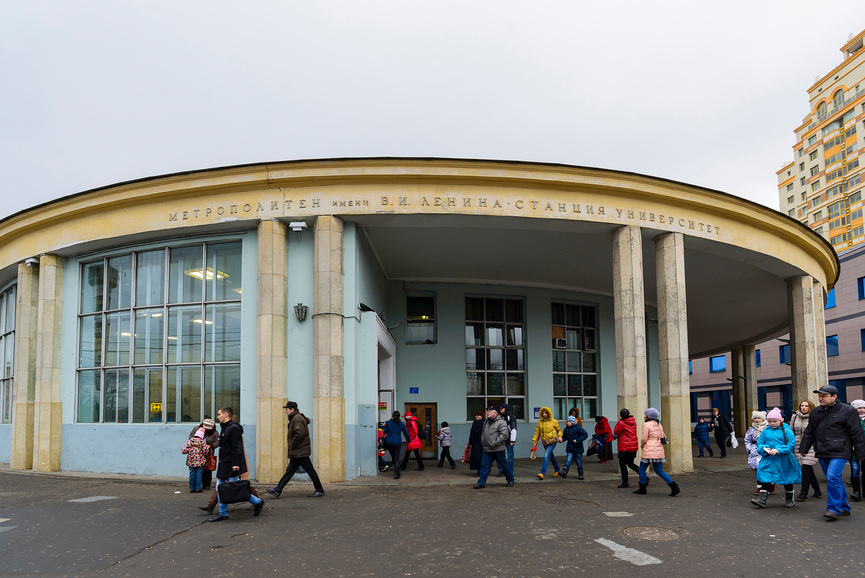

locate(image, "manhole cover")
[[622, 526, 680, 541]]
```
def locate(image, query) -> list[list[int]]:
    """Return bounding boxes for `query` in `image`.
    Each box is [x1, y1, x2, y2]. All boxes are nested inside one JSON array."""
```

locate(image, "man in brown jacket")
[[267, 401, 325, 498]]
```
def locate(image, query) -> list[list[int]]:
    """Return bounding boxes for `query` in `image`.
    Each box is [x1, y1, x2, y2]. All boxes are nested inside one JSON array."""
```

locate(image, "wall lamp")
[[294, 303, 309, 322], [289, 221, 308, 242]]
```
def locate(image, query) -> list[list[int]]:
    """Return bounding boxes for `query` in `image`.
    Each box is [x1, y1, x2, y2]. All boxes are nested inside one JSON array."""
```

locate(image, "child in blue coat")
[[693, 417, 713, 457], [561, 416, 589, 480], [750, 407, 801, 508]]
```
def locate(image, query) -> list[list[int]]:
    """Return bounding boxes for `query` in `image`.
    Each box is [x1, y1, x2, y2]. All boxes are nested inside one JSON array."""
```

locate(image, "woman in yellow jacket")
[[532, 406, 563, 480]]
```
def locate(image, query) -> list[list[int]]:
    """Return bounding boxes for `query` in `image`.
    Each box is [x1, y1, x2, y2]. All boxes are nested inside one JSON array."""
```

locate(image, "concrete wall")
[[0, 424, 10, 462]]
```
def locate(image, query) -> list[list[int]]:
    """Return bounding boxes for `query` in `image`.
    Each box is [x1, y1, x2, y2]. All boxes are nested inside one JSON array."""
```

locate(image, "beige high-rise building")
[[778, 30, 865, 251]]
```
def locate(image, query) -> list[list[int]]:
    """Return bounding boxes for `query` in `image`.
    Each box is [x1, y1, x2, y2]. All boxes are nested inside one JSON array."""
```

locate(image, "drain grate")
[[622, 526, 680, 541]]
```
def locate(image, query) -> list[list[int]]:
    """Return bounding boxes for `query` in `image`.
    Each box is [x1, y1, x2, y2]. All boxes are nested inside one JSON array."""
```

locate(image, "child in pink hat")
[[751, 407, 801, 508]]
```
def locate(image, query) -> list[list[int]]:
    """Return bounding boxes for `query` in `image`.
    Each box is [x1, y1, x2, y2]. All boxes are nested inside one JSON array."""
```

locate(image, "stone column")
[[731, 348, 745, 435], [256, 219, 289, 483], [612, 226, 647, 436], [742, 345, 758, 421], [10, 262, 39, 470], [32, 254, 64, 472], [787, 276, 825, 405], [313, 216, 345, 483], [655, 233, 692, 474]]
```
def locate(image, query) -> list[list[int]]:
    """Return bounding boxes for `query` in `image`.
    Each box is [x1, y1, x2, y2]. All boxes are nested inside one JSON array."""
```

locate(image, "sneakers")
[[824, 510, 838, 520], [473, 483, 486, 489], [552, 472, 559, 477], [537, 473, 544, 480]]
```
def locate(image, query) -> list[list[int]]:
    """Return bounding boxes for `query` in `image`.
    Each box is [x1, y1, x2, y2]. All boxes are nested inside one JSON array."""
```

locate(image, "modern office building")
[[0, 158, 835, 482]]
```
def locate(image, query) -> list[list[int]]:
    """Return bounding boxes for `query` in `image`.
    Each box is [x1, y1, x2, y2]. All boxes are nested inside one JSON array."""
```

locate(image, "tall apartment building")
[[778, 30, 865, 251]]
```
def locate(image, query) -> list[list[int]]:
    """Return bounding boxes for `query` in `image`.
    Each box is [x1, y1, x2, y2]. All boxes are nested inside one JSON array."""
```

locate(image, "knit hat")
[[202, 418, 216, 429], [750, 410, 767, 422], [194, 428, 205, 439], [851, 399, 865, 409], [645, 407, 660, 420], [567, 416, 576, 423], [766, 407, 783, 420]]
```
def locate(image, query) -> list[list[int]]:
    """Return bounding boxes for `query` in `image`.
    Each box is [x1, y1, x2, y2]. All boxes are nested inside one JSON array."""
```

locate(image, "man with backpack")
[[496, 403, 518, 477], [399, 411, 426, 471]]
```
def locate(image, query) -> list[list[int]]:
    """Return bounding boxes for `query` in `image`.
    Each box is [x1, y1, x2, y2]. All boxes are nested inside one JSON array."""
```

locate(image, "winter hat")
[[194, 428, 206, 439], [645, 407, 660, 420], [766, 407, 783, 420], [499, 403, 510, 412], [750, 410, 767, 422], [851, 399, 865, 409], [567, 416, 576, 423], [202, 418, 216, 429]]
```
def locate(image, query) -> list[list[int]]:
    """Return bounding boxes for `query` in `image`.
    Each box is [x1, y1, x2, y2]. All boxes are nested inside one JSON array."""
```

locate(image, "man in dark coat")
[[711, 407, 733, 458], [267, 401, 325, 498], [496, 403, 518, 477], [209, 407, 263, 522], [800, 385, 865, 520]]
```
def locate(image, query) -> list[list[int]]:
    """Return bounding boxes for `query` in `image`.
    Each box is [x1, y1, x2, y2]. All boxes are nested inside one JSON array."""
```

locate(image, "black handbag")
[[217, 479, 251, 504]]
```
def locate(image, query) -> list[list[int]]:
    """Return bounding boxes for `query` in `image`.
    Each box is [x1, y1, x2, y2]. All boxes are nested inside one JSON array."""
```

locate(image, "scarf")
[[751, 419, 768, 440]]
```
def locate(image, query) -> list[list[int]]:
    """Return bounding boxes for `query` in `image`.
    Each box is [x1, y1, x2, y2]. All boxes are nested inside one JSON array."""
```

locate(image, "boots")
[[668, 481, 681, 497], [632, 483, 647, 495], [617, 480, 630, 488], [751, 490, 769, 508], [797, 467, 811, 501], [561, 467, 569, 479], [851, 477, 862, 502], [198, 490, 218, 514], [784, 490, 795, 507]]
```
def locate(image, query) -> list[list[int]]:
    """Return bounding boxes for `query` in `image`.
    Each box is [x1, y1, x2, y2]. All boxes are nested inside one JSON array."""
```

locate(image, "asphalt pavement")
[[1, 444, 863, 577]]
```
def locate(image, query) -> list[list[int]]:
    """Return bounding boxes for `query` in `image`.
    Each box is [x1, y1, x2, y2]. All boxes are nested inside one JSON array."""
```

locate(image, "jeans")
[[851, 459, 861, 478], [497, 444, 515, 473], [188, 466, 203, 491], [697, 440, 713, 456], [540, 443, 559, 475], [819, 457, 850, 514], [563, 451, 583, 473], [274, 456, 324, 494], [478, 450, 513, 485], [639, 461, 673, 484], [438, 446, 455, 467], [216, 475, 262, 517]]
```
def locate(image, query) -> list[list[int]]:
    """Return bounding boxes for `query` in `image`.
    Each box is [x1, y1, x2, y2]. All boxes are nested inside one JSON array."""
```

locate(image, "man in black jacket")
[[800, 385, 865, 520], [267, 401, 325, 498], [711, 407, 732, 458], [209, 407, 264, 522], [496, 403, 517, 477]]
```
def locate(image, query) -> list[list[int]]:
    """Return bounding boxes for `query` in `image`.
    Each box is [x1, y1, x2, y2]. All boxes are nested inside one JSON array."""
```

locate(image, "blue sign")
[[409, 387, 419, 394], [534, 407, 540, 419]]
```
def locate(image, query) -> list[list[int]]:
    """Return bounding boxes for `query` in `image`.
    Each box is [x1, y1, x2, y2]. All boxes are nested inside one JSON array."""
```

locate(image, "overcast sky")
[[3, 1, 865, 221]]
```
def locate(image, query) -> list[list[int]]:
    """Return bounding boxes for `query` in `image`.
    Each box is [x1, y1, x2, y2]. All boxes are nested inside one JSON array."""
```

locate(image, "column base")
[[256, 396, 289, 484], [314, 396, 345, 483], [33, 401, 62, 472], [10, 401, 35, 470], [661, 395, 693, 475]]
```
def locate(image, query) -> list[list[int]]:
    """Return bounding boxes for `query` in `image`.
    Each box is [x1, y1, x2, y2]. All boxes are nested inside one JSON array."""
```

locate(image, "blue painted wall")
[[0, 424, 10, 463]]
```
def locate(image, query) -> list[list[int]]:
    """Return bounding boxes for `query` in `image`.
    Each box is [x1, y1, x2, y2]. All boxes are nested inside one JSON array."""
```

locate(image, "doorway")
[[404, 402, 437, 459]]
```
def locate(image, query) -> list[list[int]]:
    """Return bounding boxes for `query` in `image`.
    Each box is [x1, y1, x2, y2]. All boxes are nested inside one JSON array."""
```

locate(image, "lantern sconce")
[[294, 303, 308, 322]]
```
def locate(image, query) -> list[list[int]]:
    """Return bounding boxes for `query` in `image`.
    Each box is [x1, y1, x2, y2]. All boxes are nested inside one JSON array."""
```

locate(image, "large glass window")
[[76, 242, 243, 423], [709, 355, 726, 373], [406, 295, 436, 344], [551, 302, 597, 421], [0, 285, 16, 424], [466, 297, 525, 420], [827, 335, 839, 357]]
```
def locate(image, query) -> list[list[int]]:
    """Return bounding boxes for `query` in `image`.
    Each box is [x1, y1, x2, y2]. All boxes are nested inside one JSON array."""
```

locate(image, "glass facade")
[[0, 285, 15, 424], [76, 242, 242, 423], [551, 302, 597, 421]]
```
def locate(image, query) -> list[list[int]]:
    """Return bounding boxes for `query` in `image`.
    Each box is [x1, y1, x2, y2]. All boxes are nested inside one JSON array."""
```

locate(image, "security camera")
[[24, 258, 39, 267]]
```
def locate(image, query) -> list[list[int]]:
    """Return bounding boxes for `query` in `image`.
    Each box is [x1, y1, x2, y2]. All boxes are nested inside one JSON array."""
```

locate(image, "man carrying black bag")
[[208, 407, 264, 522]]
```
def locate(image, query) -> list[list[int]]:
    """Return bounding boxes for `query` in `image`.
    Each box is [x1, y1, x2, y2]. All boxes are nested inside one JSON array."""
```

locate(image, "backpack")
[[414, 420, 427, 440]]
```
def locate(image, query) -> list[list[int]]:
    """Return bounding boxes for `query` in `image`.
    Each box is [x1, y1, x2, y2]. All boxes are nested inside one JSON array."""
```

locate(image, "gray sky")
[[3, 1, 865, 221]]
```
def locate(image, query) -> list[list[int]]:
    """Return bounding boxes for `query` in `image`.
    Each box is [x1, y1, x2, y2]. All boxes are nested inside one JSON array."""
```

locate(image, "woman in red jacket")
[[399, 412, 425, 471], [613, 408, 640, 488], [595, 416, 614, 463]]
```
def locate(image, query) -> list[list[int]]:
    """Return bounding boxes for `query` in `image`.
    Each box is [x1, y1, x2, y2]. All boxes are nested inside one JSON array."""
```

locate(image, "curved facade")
[[0, 158, 837, 481]]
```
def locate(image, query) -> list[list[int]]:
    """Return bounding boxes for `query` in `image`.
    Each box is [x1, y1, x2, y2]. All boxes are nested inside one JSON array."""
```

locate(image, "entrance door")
[[405, 403, 437, 459]]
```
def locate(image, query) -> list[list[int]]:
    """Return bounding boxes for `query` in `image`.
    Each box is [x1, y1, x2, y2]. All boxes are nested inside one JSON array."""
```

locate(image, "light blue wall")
[[0, 424, 10, 463], [287, 226, 314, 411]]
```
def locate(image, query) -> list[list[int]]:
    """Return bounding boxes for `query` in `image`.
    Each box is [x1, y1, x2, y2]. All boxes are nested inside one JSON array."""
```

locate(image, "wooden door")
[[405, 402, 437, 459]]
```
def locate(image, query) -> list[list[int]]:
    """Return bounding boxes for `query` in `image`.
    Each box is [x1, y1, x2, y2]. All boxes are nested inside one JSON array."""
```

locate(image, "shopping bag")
[[586, 434, 604, 456], [460, 444, 471, 463], [217, 479, 251, 504], [205, 451, 217, 471], [730, 432, 739, 449]]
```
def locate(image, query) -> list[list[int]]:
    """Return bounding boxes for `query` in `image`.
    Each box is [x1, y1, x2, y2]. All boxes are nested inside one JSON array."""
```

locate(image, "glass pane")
[[135, 367, 163, 422], [487, 396, 505, 410], [553, 374, 566, 396], [506, 349, 523, 371], [505, 299, 523, 323], [3, 334, 13, 378], [406, 322, 434, 344], [582, 352, 596, 373], [506, 373, 524, 396], [134, 308, 164, 365], [567, 352, 581, 372], [0, 293, 6, 333], [485, 299, 504, 322], [583, 306, 596, 328], [168, 305, 203, 363], [568, 374, 582, 396], [583, 374, 597, 397], [466, 349, 485, 370], [167, 366, 201, 423], [551, 303, 565, 325], [132, 370, 145, 423], [466, 397, 485, 421], [205, 303, 241, 362], [104, 369, 129, 423], [566, 328, 580, 350], [465, 298, 484, 321], [584, 398, 598, 419], [136, 250, 165, 306], [507, 398, 525, 420], [566, 304, 581, 326], [487, 373, 504, 395], [486, 324, 503, 346], [2, 379, 10, 423], [584, 329, 596, 350], [487, 349, 503, 370], [205, 242, 243, 301], [168, 246, 203, 304], [106, 255, 132, 310], [206, 364, 240, 420], [552, 351, 565, 371], [79, 315, 103, 368], [507, 325, 523, 346], [81, 261, 104, 314], [466, 372, 484, 395], [77, 370, 101, 423], [105, 312, 131, 367], [554, 398, 568, 421], [465, 323, 484, 346], [5, 287, 15, 331], [406, 295, 435, 320]]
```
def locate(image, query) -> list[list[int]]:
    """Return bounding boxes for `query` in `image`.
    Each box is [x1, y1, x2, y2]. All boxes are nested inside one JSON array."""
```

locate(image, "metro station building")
[[0, 158, 837, 482]]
